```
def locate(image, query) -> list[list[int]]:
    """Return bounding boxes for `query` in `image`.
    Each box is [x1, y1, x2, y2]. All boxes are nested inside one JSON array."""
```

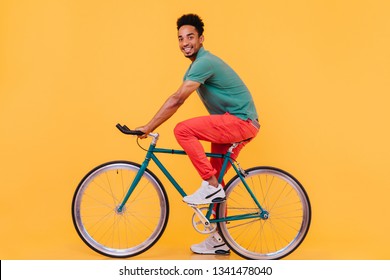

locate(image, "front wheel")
[[72, 161, 169, 258], [217, 166, 311, 260]]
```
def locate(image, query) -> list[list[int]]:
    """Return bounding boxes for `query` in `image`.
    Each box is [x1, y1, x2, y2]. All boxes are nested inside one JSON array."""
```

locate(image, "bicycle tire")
[[217, 166, 311, 260], [72, 160, 169, 258]]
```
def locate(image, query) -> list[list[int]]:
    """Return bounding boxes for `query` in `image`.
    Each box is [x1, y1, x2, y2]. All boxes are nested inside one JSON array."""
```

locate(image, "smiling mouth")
[[182, 46, 197, 58]]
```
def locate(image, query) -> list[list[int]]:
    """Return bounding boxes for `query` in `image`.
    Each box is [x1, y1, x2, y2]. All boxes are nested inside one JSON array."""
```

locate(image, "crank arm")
[[190, 206, 211, 227]]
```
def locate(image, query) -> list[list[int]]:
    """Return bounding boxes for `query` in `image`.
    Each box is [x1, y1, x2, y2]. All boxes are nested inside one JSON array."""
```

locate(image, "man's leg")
[[210, 141, 248, 186], [174, 113, 258, 205]]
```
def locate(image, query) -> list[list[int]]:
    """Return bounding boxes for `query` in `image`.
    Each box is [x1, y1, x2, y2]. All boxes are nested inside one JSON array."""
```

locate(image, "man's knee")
[[174, 122, 186, 139]]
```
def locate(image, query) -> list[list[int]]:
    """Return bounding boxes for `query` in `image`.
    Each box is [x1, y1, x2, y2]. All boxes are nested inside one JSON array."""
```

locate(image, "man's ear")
[[199, 35, 205, 44]]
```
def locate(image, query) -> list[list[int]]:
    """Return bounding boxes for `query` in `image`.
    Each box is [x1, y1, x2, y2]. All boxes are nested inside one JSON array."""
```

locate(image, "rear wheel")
[[217, 166, 311, 259]]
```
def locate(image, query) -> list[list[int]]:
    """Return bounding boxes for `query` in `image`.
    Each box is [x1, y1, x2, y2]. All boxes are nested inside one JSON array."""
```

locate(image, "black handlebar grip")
[[116, 123, 145, 135]]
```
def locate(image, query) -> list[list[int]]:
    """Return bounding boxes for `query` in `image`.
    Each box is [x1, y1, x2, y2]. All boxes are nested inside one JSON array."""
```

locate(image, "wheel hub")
[[116, 205, 126, 214], [260, 210, 269, 220]]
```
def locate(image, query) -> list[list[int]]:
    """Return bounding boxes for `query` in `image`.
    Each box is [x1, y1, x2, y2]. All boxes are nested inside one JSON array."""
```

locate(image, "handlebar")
[[116, 123, 159, 143], [116, 123, 145, 135]]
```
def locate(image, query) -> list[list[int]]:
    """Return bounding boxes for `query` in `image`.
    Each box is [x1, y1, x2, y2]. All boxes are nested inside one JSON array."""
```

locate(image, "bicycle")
[[72, 123, 311, 260]]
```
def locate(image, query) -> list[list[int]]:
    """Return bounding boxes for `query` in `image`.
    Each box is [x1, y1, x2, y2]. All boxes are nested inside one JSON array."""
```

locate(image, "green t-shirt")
[[183, 47, 258, 121]]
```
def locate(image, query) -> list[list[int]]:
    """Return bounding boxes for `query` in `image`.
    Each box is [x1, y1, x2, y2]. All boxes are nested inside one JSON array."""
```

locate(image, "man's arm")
[[137, 80, 201, 136]]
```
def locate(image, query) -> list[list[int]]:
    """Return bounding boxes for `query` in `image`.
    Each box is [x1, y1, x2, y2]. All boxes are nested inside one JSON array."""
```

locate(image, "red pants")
[[174, 113, 259, 184]]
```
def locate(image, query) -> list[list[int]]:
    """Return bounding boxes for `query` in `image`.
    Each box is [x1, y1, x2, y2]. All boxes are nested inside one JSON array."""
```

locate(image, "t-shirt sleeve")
[[184, 59, 214, 84]]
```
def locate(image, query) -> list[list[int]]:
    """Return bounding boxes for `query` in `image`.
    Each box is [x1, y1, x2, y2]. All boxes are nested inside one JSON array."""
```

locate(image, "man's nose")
[[182, 38, 190, 45]]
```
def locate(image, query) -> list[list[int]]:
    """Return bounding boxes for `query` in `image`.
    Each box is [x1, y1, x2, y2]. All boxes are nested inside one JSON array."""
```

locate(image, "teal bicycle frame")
[[117, 138, 269, 223]]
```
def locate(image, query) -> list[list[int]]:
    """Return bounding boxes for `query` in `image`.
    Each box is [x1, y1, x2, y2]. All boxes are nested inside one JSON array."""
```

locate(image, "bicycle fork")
[[116, 144, 156, 213]]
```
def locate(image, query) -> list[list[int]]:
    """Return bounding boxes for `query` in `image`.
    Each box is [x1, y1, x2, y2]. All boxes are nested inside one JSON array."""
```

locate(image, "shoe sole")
[[191, 249, 230, 255], [183, 197, 226, 205]]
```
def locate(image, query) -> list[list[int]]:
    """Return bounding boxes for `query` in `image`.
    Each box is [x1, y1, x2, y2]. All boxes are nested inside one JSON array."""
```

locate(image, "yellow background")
[[1, 0, 390, 259]]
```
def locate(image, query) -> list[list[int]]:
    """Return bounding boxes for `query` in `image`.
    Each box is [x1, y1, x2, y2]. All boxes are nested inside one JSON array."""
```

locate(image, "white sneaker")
[[191, 232, 230, 255], [183, 181, 226, 205]]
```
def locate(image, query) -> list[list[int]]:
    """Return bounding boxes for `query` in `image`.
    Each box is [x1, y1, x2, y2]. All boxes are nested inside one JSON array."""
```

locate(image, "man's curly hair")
[[176, 14, 204, 36]]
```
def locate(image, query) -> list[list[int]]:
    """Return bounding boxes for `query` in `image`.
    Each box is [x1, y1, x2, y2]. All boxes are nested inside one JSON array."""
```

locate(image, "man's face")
[[178, 25, 204, 61]]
